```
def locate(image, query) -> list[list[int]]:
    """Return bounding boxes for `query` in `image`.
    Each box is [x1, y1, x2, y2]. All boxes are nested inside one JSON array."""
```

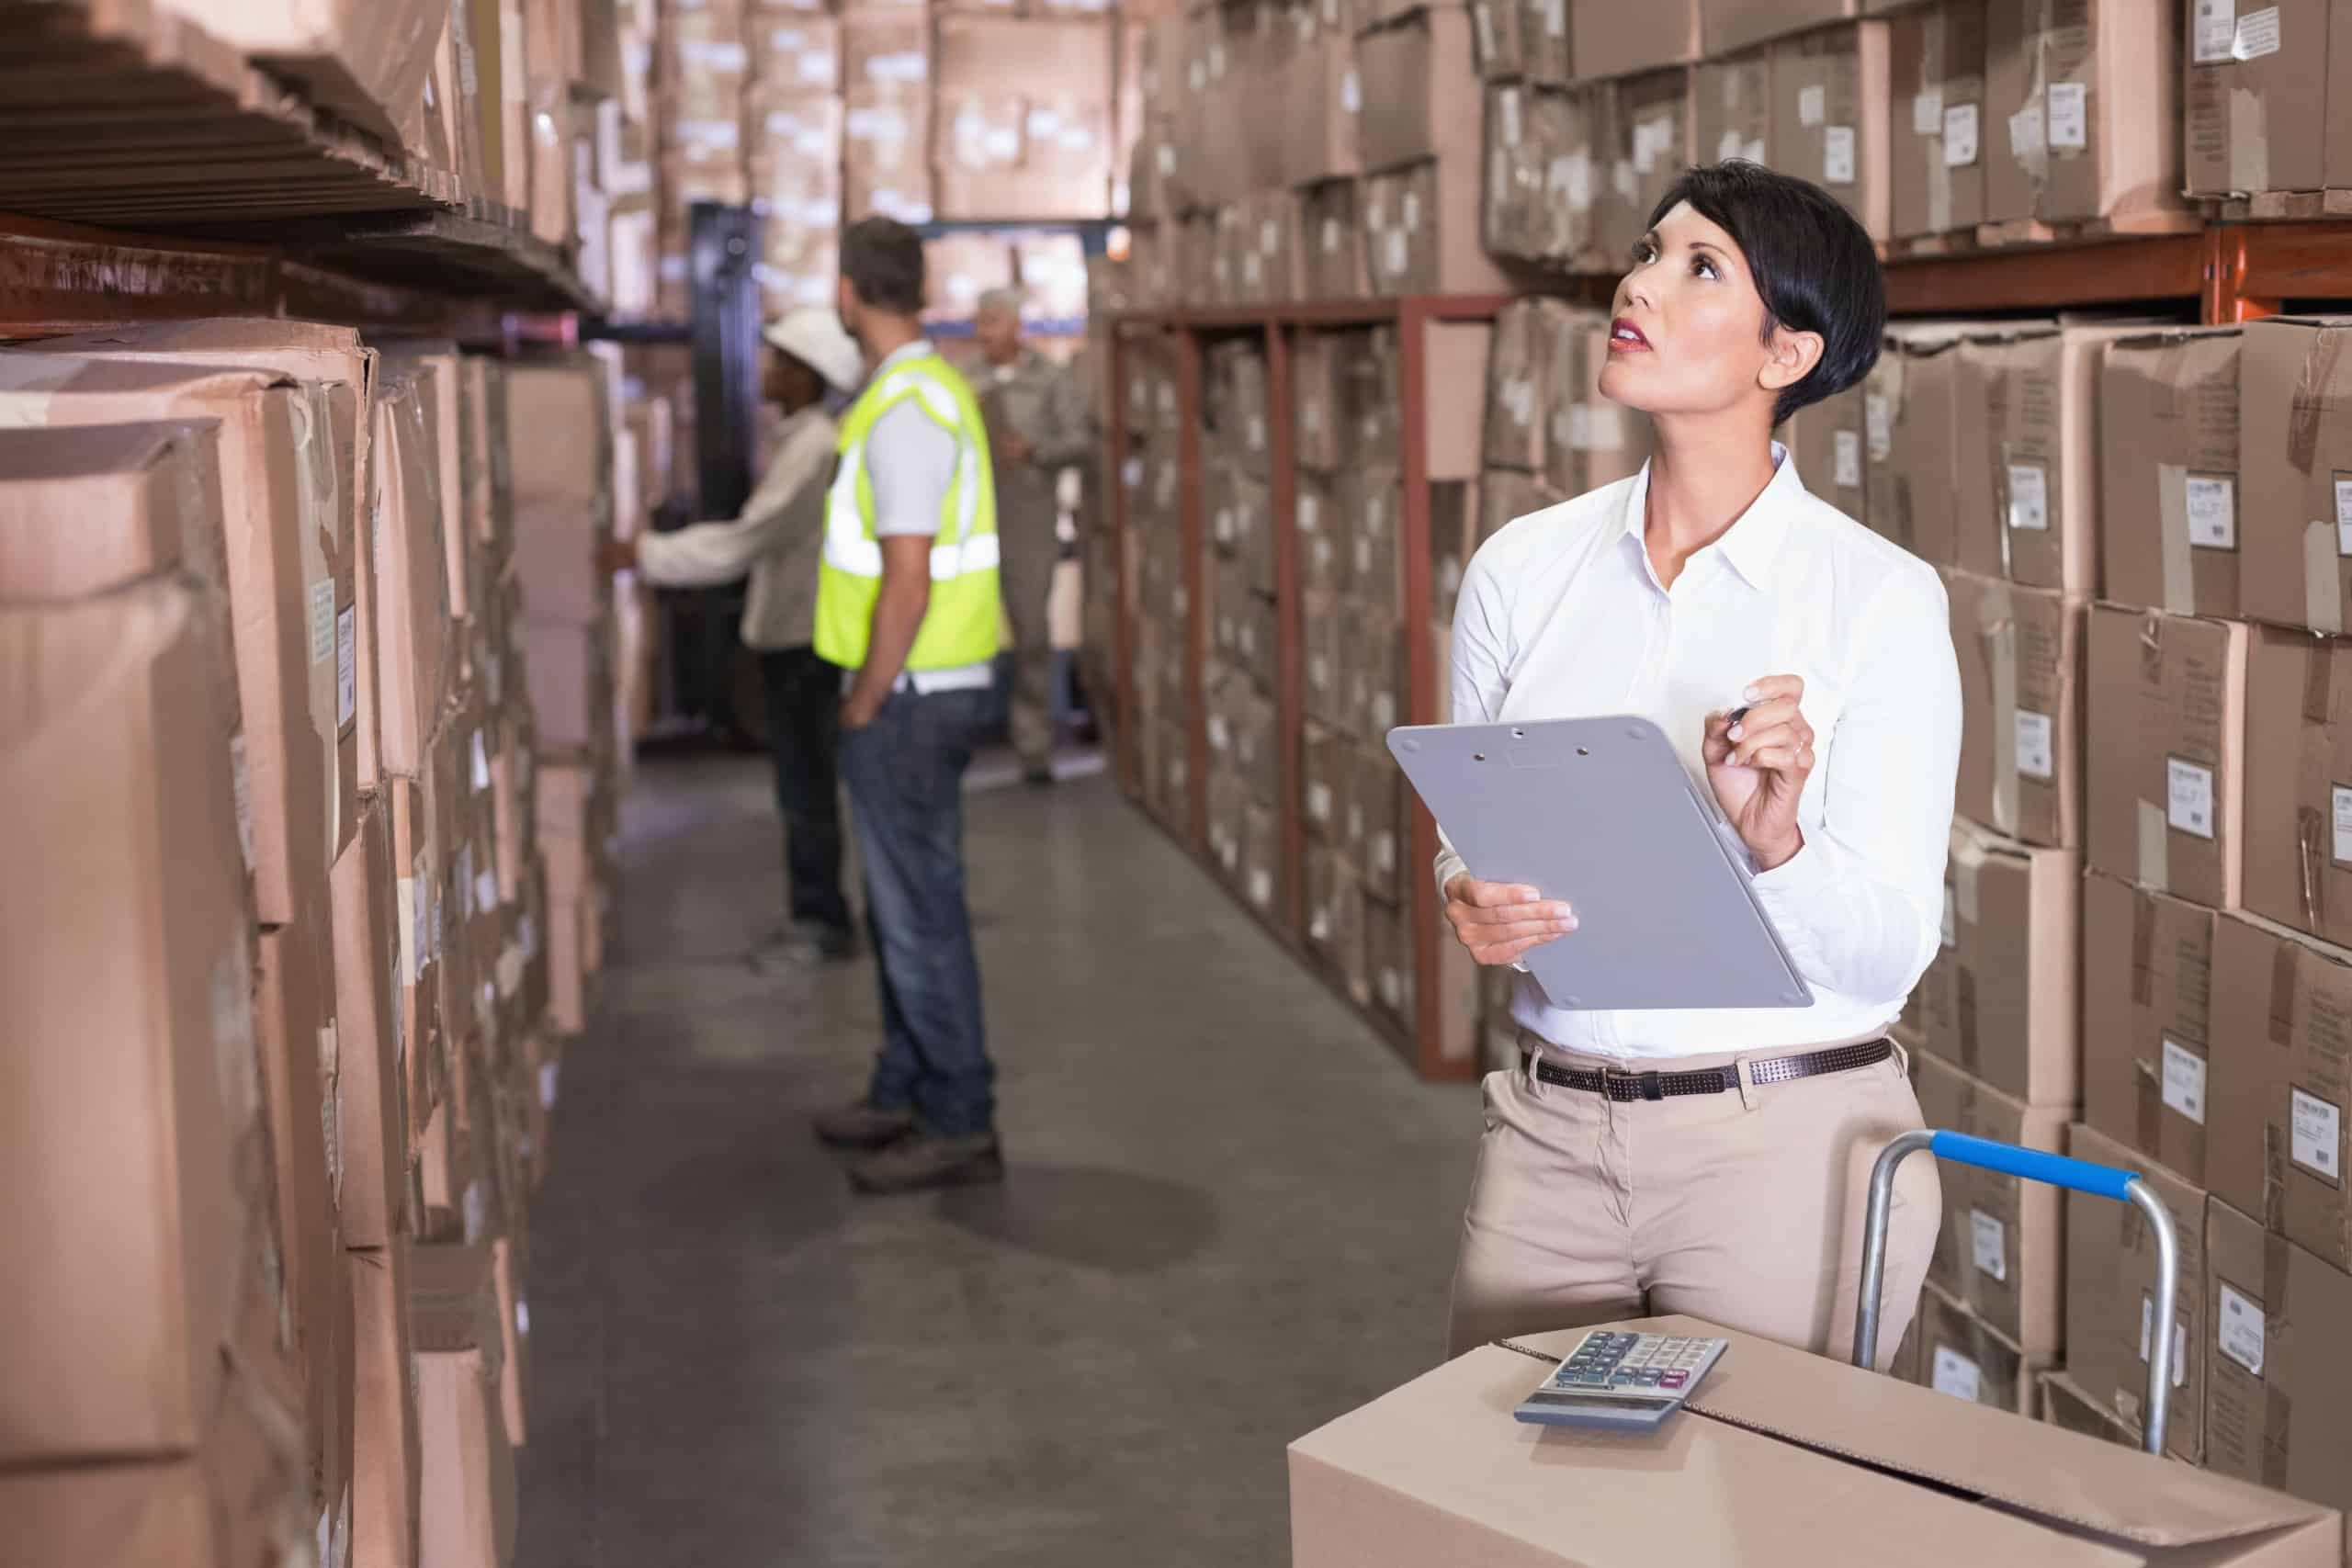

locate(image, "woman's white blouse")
[[1435, 447, 1962, 1061]]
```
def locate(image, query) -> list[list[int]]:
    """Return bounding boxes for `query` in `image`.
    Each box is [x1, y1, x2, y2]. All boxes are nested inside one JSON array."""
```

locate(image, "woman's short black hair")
[[1646, 162, 1886, 427], [841, 216, 927, 316]]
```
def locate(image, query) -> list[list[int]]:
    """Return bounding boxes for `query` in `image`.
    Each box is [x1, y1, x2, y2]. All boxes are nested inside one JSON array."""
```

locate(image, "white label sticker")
[[1823, 125, 1857, 185], [2139, 1295, 2190, 1388], [335, 605, 357, 730], [1834, 430, 1863, 490], [2217, 1281, 2266, 1374], [1474, 2, 1497, 61], [1385, 229, 1408, 276], [2167, 757, 2216, 839], [2014, 709, 2055, 781], [2334, 479, 2352, 553], [1501, 89, 1522, 148], [230, 733, 255, 869], [2334, 785, 2352, 863], [2186, 475, 2236, 548], [471, 730, 491, 792], [2196, 0, 2237, 61], [1944, 103, 1981, 166], [1249, 868, 1272, 908], [1248, 414, 1266, 451], [2235, 6, 2282, 57], [1931, 1347, 1983, 1401], [2162, 1037, 2209, 1124], [2047, 83, 2088, 150], [1866, 392, 1893, 459], [1341, 69, 1362, 115], [1914, 90, 1944, 137], [1308, 782, 1332, 822], [1261, 219, 1278, 254], [2009, 104, 2046, 159], [2290, 1088, 2342, 1179], [1941, 886, 1958, 948], [308, 578, 335, 663], [1799, 84, 1826, 128], [1971, 1209, 2007, 1280], [2007, 462, 2050, 530], [1321, 217, 1342, 255]]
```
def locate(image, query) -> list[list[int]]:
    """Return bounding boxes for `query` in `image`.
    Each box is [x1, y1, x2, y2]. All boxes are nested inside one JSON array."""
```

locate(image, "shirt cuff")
[[1747, 836, 1832, 926]]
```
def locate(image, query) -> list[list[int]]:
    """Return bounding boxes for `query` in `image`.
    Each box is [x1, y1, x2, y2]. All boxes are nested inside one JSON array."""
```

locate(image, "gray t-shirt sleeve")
[[865, 398, 961, 538]]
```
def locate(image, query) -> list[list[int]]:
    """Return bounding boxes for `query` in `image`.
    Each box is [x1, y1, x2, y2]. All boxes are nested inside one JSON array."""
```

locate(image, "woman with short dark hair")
[[1439, 163, 1958, 1365]]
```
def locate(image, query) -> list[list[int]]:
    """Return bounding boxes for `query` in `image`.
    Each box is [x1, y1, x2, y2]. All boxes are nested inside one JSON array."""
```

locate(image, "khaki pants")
[[999, 514, 1058, 772], [1447, 1037, 1941, 1369]]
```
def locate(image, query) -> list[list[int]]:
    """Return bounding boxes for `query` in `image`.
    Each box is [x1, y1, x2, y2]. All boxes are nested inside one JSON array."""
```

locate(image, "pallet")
[[1972, 209, 2206, 249], [2207, 189, 2352, 222], [1880, 229, 1980, 263]]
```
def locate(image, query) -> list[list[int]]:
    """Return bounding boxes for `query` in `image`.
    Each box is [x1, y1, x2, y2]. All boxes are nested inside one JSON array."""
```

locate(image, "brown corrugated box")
[[0, 580, 265, 1467], [2098, 327, 2242, 620], [410, 1243, 517, 1568], [390, 768, 446, 1148], [1294, 1312, 2339, 1565], [2239, 318, 2352, 635], [1479, 468, 1566, 548], [1545, 313, 1649, 498], [1863, 321, 1963, 563], [2237, 625, 2352, 944], [1889, 0, 1987, 239], [2081, 870, 2222, 1185], [1984, 0, 2185, 227], [1430, 476, 1480, 626], [1484, 298, 1554, 471], [1693, 49, 1771, 167], [1571, 0, 1698, 78], [1306, 842, 1367, 999], [1953, 322, 2138, 596], [1367, 897, 1415, 1025], [1914, 1050, 2069, 1352], [1348, 740, 1406, 907], [1705, 0, 1860, 54], [371, 371, 454, 781], [1483, 82, 1549, 264], [2209, 910, 2352, 1271], [1343, 465, 1405, 616], [933, 16, 1114, 220], [1345, 613, 1405, 742], [1354, 8, 1480, 174], [1944, 570, 2083, 849], [2040, 1367, 2143, 1448], [332, 802, 408, 1254], [1770, 21, 1892, 241], [164, 0, 446, 145], [2083, 604, 2248, 909], [2204, 1197, 2352, 1522], [1363, 156, 1511, 298], [1605, 68, 1693, 265], [1304, 721, 1346, 843], [1300, 179, 1374, 299], [1279, 21, 1363, 187], [844, 15, 936, 223], [1909, 1279, 2050, 1414], [2063, 1122, 2206, 1462], [1914, 819, 2079, 1106], [2184, 0, 2352, 198], [1785, 379, 1868, 524], [351, 1240, 421, 1568]]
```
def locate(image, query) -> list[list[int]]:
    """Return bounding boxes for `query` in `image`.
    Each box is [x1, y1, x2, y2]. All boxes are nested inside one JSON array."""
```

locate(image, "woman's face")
[[1597, 201, 1811, 424]]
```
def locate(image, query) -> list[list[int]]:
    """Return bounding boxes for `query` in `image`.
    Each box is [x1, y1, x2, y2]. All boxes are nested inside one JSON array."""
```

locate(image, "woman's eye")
[[1692, 257, 1718, 279], [1633, 242, 1657, 265]]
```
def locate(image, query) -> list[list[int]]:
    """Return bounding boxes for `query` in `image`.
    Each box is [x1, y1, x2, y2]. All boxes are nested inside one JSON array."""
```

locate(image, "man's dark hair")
[[1646, 162, 1885, 427], [841, 216, 927, 316]]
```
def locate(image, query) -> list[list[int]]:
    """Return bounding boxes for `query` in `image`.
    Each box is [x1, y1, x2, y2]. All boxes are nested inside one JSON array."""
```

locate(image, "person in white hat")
[[603, 307, 869, 966]]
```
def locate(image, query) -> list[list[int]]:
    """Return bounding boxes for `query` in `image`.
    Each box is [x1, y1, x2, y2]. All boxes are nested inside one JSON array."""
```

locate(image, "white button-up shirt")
[[1436, 448, 1961, 1061]]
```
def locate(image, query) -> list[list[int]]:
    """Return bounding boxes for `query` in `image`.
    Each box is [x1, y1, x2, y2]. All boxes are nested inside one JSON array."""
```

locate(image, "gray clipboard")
[[1386, 716, 1814, 1011]]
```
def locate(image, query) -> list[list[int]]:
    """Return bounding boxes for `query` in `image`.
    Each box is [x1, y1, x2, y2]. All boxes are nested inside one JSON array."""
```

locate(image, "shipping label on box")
[[1914, 820, 2079, 1105], [1890, 0, 1988, 238], [2084, 604, 2248, 909], [1946, 570, 2082, 849], [2064, 1123, 2208, 1462], [1954, 325, 2128, 595], [1909, 1279, 2049, 1415], [2184, 0, 2333, 197], [1914, 1052, 2069, 1351], [2100, 327, 2243, 620], [2081, 871, 2222, 1184], [1770, 21, 1891, 240]]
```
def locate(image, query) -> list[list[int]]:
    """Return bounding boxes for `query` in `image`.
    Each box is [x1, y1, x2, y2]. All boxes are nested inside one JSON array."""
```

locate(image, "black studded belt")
[[1521, 1039, 1894, 1101]]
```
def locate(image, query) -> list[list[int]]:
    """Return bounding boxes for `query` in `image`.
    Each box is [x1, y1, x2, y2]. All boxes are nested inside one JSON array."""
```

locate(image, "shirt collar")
[[874, 337, 935, 377], [1619, 441, 1804, 592]]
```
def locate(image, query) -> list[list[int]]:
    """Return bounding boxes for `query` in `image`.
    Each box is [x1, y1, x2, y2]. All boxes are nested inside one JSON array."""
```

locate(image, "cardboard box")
[[1705, 0, 1860, 53], [1908, 1278, 2051, 1414], [2064, 1122, 2207, 1461], [1343, 465, 1404, 616], [1864, 322, 1964, 563], [1890, 0, 1988, 238], [1304, 721, 1346, 844], [2098, 327, 2242, 619], [1571, 0, 1698, 77], [1479, 468, 1566, 547], [2209, 911, 2352, 1269], [1484, 298, 1557, 472], [1355, 8, 1479, 174], [371, 371, 455, 781], [1544, 313, 1648, 498], [1367, 897, 1415, 1024], [158, 0, 445, 144], [1953, 322, 2137, 596], [331, 803, 408, 1254], [1945, 571, 2083, 849], [1293, 1312, 2338, 1567], [2241, 625, 2352, 948], [1363, 156, 1512, 298], [1431, 477, 1481, 625], [2184, 0, 2352, 198], [1604, 68, 1694, 265], [390, 767, 446, 1148], [1913, 1052, 2069, 1352], [932, 17, 1114, 219], [1345, 613, 1405, 744], [1305, 590, 1347, 731], [410, 1244, 518, 1568], [2084, 604, 2248, 909], [1306, 845, 1368, 1003], [0, 355, 358, 924], [1785, 379, 1868, 525], [1914, 820, 2080, 1105], [0, 581, 263, 1466], [1241, 801, 1281, 918], [2081, 871, 2224, 1185], [1984, 0, 2185, 227], [2040, 1367, 2143, 1448], [1693, 49, 1771, 167], [1483, 82, 1550, 264], [1276, 17, 1365, 189], [2205, 1198, 2352, 1520], [350, 1242, 421, 1568], [1770, 21, 1892, 241], [1350, 741, 1406, 906], [2239, 317, 2352, 635], [1301, 178, 1374, 299]]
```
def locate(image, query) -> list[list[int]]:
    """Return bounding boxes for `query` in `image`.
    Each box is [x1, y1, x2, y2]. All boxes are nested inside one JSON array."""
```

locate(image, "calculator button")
[[1660, 1371, 1687, 1389]]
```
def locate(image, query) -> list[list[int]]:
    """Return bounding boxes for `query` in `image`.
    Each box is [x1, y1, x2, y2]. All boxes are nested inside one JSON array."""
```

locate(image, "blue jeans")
[[837, 687, 995, 1137]]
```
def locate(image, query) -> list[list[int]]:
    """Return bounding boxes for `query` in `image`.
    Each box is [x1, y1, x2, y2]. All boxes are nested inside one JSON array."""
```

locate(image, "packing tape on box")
[[2262, 1123, 2290, 1232], [2136, 1055, 2165, 1156], [2268, 939, 2299, 1044], [2138, 799, 2170, 890], [2156, 463, 2198, 614], [2295, 807, 2329, 933], [2131, 890, 2156, 1004], [2265, 1389, 2293, 1487], [2301, 523, 2343, 634]]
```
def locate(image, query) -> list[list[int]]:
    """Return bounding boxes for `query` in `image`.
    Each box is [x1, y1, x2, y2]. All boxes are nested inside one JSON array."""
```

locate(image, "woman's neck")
[[1642, 410, 1781, 590]]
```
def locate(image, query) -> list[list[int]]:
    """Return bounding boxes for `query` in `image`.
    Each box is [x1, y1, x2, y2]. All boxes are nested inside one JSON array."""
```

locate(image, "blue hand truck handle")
[[1851, 1127, 2179, 1458]]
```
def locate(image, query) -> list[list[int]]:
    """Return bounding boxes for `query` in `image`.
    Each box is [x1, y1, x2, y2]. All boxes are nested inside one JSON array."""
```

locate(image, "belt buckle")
[[1605, 1066, 1665, 1102]]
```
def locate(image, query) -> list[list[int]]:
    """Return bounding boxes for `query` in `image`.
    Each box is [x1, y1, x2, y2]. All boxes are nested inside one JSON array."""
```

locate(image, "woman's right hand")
[[1442, 874, 1577, 966]]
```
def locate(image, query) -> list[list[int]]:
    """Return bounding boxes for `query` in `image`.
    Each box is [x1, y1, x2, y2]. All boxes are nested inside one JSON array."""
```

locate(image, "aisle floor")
[[514, 752, 1476, 1567]]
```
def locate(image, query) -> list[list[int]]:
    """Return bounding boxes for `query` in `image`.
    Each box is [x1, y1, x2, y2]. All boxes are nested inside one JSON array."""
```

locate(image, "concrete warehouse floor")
[[514, 750, 1476, 1567]]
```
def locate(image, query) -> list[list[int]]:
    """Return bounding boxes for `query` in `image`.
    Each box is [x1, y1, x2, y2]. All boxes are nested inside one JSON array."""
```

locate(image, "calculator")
[[1512, 1331, 1729, 1432]]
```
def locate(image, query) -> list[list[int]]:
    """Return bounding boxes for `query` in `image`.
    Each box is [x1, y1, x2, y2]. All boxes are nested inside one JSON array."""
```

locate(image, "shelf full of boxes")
[[1083, 0, 2352, 1519]]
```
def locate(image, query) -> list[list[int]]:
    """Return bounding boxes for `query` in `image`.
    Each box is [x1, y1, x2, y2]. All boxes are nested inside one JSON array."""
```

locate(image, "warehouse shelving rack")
[[1103, 220, 2352, 1081]]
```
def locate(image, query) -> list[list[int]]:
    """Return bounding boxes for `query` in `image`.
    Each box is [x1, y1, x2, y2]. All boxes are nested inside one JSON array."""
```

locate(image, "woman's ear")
[[1760, 325, 1825, 394]]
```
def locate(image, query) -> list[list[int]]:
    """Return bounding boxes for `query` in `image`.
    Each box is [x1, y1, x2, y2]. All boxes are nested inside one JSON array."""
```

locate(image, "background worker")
[[602, 309, 867, 966], [811, 217, 1007, 1194], [971, 287, 1093, 785]]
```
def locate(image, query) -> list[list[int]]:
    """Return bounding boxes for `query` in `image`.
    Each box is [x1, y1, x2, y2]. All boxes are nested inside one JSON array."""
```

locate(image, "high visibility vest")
[[812, 351, 1001, 671]]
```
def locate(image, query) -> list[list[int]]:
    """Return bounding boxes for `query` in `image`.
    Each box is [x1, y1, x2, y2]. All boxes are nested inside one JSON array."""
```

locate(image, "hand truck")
[[1853, 1129, 2181, 1457]]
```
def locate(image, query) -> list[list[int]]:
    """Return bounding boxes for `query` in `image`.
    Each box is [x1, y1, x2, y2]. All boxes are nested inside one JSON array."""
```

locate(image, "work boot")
[[1022, 761, 1057, 788], [848, 1130, 1004, 1194], [811, 1099, 917, 1151], [750, 919, 858, 972]]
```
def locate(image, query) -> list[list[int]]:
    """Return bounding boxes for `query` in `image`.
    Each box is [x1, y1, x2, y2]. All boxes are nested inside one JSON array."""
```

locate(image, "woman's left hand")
[[1702, 673, 1813, 873]]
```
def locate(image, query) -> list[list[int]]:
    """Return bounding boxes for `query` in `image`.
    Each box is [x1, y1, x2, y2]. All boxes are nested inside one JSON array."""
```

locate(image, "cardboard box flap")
[[1603, 1318, 2325, 1549]]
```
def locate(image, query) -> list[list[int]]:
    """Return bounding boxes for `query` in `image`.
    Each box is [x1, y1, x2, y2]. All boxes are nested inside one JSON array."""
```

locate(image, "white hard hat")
[[763, 308, 865, 394]]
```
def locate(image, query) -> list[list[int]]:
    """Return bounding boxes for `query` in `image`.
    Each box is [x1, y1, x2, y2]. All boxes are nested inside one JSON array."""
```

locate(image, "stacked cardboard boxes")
[[1204, 339, 1282, 924]]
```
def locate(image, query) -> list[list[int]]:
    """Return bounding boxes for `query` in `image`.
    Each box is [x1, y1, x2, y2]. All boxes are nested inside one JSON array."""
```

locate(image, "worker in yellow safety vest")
[[809, 216, 1007, 1195]]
